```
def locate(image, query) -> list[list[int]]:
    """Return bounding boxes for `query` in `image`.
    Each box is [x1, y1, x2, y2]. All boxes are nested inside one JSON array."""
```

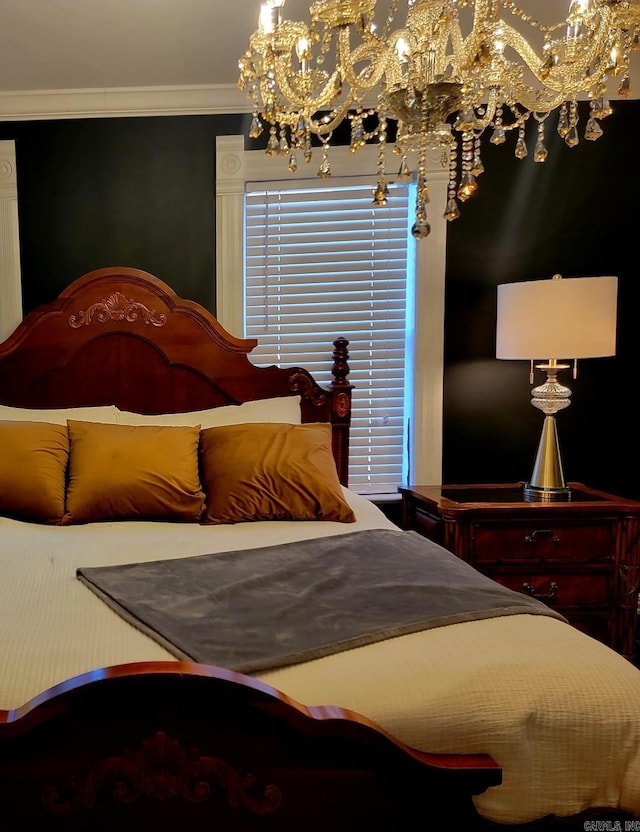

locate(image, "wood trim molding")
[[0, 84, 251, 121], [0, 140, 22, 342], [412, 170, 447, 486], [215, 135, 246, 339]]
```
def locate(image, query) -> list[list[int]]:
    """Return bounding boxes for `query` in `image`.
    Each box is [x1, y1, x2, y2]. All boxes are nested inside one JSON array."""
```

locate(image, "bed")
[[0, 266, 639, 832]]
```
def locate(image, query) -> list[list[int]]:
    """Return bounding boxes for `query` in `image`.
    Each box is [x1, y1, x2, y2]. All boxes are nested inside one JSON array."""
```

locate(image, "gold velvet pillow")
[[199, 422, 356, 524], [0, 420, 69, 524], [64, 421, 205, 524]]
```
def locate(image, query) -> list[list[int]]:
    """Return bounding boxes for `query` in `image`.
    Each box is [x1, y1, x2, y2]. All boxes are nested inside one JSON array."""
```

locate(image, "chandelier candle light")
[[496, 274, 618, 502], [239, 0, 640, 238]]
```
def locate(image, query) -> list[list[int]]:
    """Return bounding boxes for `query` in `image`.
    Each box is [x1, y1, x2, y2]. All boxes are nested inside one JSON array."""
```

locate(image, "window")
[[215, 135, 447, 492], [244, 179, 413, 494]]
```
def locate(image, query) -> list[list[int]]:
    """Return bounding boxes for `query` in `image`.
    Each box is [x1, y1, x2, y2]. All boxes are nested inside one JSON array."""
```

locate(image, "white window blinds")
[[244, 179, 413, 494]]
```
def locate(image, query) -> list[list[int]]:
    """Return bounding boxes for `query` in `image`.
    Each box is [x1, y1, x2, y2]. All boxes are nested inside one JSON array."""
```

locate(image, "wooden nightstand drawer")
[[411, 506, 443, 543], [472, 521, 614, 565], [490, 569, 610, 609]]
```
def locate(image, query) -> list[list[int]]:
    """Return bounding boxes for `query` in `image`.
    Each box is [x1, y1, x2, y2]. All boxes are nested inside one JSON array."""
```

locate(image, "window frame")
[[215, 134, 447, 488]]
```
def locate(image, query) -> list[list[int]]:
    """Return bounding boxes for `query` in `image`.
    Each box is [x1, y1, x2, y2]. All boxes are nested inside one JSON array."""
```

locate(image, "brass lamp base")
[[523, 482, 572, 502]]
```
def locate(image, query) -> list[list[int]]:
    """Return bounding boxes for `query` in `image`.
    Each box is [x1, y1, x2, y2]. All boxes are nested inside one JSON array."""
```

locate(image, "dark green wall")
[[1, 103, 637, 498], [0, 114, 251, 312]]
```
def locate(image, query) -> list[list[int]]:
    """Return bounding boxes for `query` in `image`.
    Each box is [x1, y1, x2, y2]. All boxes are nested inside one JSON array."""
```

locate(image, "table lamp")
[[496, 274, 618, 502]]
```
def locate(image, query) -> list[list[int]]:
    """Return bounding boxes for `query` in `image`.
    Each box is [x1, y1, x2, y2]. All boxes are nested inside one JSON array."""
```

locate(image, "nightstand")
[[399, 482, 640, 661]]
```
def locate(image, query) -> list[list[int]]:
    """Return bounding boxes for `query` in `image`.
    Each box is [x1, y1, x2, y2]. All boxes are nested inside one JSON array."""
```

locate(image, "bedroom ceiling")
[[0, 1, 638, 118]]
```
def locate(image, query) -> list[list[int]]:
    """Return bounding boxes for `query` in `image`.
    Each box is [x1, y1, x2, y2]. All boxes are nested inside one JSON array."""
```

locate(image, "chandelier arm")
[[271, 57, 342, 113], [336, 28, 388, 93], [612, 5, 640, 30], [310, 100, 357, 135], [540, 34, 617, 92], [454, 4, 507, 93], [494, 23, 610, 109]]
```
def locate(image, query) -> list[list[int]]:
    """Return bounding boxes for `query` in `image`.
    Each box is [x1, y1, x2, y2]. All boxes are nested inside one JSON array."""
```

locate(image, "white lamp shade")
[[496, 276, 618, 360]]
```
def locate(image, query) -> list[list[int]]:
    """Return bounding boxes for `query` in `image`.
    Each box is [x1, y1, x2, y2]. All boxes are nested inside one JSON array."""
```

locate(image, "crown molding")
[[0, 84, 253, 121]]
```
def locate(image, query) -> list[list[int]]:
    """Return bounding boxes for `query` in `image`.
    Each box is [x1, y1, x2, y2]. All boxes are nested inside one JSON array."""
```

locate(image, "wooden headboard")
[[0, 267, 353, 485]]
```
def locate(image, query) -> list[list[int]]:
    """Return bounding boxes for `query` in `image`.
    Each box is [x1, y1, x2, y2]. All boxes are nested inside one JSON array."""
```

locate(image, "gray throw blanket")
[[77, 528, 567, 673]]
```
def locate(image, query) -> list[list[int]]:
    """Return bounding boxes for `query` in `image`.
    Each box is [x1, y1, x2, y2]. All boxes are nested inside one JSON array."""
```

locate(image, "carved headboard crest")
[[68, 292, 167, 328]]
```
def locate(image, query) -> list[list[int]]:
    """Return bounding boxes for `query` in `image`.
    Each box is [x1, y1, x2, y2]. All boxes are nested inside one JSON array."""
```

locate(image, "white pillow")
[[0, 404, 119, 425], [115, 396, 302, 428]]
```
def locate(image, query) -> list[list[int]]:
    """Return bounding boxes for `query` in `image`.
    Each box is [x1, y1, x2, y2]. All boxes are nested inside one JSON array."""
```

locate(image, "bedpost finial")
[[331, 337, 351, 389]]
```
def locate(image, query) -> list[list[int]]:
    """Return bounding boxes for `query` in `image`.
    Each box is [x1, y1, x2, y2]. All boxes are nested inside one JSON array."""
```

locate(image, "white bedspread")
[[1, 491, 639, 824]]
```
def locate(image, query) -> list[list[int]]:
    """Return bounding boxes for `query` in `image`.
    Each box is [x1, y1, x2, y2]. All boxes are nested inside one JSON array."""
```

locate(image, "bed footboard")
[[0, 662, 501, 832]]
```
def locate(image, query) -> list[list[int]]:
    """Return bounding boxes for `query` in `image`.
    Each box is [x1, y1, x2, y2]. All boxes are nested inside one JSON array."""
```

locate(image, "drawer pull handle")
[[523, 581, 558, 601], [524, 529, 560, 544]]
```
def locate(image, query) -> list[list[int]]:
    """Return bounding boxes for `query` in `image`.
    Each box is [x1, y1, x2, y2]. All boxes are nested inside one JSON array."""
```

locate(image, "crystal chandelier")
[[238, 1, 640, 238]]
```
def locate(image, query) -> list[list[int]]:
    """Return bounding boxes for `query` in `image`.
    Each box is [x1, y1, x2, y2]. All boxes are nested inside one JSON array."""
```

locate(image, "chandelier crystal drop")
[[238, 0, 640, 238]]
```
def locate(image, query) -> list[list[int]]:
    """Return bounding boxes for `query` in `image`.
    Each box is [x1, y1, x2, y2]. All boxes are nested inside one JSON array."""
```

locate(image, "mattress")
[[1, 489, 639, 824]]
